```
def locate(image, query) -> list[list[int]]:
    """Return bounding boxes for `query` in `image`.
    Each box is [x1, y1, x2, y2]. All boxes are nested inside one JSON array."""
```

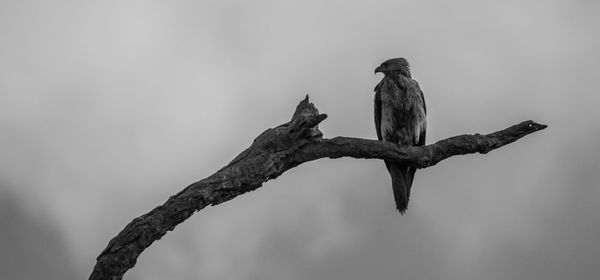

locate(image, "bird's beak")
[[374, 65, 383, 74]]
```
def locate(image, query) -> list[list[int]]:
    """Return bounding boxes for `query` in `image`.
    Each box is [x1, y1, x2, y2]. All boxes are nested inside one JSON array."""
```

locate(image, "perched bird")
[[374, 58, 427, 213]]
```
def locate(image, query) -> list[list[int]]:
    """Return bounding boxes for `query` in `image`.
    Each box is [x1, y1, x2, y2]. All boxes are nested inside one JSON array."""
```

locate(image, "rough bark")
[[89, 95, 547, 280]]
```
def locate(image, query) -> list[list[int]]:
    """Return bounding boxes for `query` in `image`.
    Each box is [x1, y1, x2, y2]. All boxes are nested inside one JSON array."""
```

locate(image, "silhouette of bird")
[[374, 58, 427, 213]]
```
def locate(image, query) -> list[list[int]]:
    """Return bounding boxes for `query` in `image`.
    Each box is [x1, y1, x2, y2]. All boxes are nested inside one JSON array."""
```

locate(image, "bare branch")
[[297, 120, 547, 168], [89, 96, 546, 280]]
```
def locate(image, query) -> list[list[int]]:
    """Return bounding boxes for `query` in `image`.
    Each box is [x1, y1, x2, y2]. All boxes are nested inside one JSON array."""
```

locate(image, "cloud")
[[0, 188, 78, 279]]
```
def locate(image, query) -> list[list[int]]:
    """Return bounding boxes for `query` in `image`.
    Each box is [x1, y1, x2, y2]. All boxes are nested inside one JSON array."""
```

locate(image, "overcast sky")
[[1, 1, 599, 279]]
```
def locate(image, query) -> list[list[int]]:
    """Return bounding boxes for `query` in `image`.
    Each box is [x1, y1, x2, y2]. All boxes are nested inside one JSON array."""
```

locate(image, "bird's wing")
[[418, 124, 427, 146], [420, 87, 427, 115], [374, 85, 383, 141], [417, 87, 427, 146], [405, 80, 427, 205]]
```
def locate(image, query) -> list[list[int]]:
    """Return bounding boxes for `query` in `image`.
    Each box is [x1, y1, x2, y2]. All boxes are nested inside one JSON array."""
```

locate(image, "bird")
[[374, 58, 427, 213]]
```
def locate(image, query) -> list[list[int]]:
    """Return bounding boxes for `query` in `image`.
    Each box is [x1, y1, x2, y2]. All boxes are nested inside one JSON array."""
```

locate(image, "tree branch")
[[89, 95, 546, 280]]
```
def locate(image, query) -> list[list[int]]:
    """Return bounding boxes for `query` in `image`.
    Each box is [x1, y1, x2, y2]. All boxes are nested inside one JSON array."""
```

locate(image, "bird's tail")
[[385, 161, 416, 214]]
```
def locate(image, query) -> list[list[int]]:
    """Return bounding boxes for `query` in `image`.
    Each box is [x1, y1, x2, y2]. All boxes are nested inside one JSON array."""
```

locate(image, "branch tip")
[[516, 121, 548, 134]]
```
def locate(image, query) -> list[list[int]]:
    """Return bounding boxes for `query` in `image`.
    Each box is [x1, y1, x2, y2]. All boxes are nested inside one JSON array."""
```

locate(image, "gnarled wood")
[[89, 95, 546, 280]]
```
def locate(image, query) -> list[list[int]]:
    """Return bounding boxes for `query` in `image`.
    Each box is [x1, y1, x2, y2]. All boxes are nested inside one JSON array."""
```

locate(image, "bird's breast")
[[378, 76, 426, 144]]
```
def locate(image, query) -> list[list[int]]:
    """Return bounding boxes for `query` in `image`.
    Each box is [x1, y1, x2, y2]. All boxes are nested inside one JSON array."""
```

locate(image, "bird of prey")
[[374, 58, 427, 213]]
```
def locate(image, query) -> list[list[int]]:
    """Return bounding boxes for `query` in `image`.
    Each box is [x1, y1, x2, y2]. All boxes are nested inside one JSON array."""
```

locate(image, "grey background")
[[1, 1, 599, 279]]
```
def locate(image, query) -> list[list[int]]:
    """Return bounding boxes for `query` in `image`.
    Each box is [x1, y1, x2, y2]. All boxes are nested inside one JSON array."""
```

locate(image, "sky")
[[1, 0, 599, 279]]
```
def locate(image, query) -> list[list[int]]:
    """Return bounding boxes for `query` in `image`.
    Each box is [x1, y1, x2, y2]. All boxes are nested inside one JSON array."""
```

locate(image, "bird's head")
[[374, 57, 411, 78]]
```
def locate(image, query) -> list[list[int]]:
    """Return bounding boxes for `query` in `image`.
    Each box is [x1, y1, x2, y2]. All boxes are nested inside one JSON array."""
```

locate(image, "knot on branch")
[[287, 95, 327, 139]]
